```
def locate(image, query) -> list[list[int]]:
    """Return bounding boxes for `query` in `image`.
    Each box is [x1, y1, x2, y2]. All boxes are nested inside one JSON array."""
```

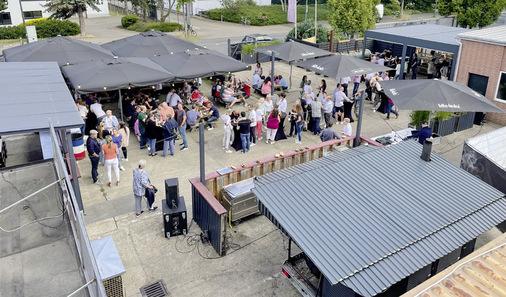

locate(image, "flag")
[[287, 0, 296, 23]]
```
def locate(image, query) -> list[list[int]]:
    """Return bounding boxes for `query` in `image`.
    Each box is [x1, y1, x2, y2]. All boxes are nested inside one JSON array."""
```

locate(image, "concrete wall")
[[457, 40, 506, 125]]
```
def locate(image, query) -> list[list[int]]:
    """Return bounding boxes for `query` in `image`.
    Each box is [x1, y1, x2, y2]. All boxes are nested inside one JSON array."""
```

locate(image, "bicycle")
[[187, 25, 197, 37], [241, 16, 251, 26]]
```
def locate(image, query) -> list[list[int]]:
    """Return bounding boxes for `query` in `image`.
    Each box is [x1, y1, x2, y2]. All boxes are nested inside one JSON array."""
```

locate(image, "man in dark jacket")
[[237, 112, 251, 154], [163, 114, 178, 157], [407, 121, 432, 144], [86, 130, 101, 184]]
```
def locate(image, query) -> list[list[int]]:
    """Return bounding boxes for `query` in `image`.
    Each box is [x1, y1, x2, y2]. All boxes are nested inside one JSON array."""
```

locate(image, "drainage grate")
[[140, 280, 168, 297]]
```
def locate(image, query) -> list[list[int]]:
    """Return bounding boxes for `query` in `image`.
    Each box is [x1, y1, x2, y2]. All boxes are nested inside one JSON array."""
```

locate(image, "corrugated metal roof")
[[0, 62, 83, 135], [458, 25, 506, 46], [367, 24, 471, 46], [253, 141, 506, 297], [255, 145, 378, 186], [403, 233, 506, 297]]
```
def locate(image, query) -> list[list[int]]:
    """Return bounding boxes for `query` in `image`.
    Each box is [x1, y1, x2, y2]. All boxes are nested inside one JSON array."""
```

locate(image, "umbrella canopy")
[[2, 36, 114, 67], [254, 40, 331, 62], [101, 30, 203, 57], [150, 49, 249, 80], [61, 57, 175, 93], [296, 54, 391, 79], [381, 79, 504, 113]]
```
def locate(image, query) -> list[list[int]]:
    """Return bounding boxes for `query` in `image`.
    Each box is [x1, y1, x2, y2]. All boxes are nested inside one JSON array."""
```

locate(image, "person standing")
[[254, 62, 263, 77], [352, 75, 361, 95], [339, 77, 351, 96], [86, 130, 101, 184], [265, 108, 280, 145], [334, 85, 350, 124], [166, 88, 182, 110], [221, 110, 233, 154], [132, 159, 155, 217], [102, 135, 120, 187], [311, 97, 322, 135], [248, 104, 257, 146], [237, 112, 251, 153], [394, 59, 401, 80], [111, 128, 125, 171], [76, 100, 88, 135], [385, 97, 399, 120], [118, 122, 130, 161], [137, 106, 148, 149], [162, 114, 178, 157], [320, 122, 341, 142], [102, 110, 119, 132], [262, 94, 274, 124], [410, 53, 419, 79], [255, 102, 264, 140], [145, 114, 158, 157], [277, 93, 287, 114], [176, 103, 188, 151], [295, 104, 303, 144], [322, 96, 333, 128]]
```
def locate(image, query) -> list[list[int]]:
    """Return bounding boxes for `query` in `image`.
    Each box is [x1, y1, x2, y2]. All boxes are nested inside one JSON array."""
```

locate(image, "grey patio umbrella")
[[296, 54, 391, 79], [101, 30, 203, 58], [61, 57, 175, 119], [380, 79, 504, 113], [2, 36, 114, 67], [254, 40, 332, 89], [150, 49, 249, 80]]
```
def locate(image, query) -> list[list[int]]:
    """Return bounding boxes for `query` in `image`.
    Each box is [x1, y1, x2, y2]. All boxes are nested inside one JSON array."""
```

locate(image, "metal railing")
[[190, 136, 382, 255], [50, 123, 107, 297]]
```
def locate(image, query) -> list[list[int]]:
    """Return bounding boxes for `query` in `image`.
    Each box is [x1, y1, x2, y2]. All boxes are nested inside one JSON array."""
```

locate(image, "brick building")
[[457, 26, 506, 125]]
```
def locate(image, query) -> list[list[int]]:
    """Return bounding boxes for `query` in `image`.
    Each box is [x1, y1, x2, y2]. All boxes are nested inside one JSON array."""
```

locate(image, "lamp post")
[[18, 0, 29, 43]]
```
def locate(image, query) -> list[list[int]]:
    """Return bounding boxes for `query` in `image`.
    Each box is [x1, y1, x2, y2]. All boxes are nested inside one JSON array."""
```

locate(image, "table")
[[275, 112, 287, 141], [343, 101, 355, 122], [231, 123, 242, 151], [372, 128, 415, 146]]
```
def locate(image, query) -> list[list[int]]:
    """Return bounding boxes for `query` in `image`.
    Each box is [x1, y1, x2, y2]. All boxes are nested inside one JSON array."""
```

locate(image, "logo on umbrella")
[[351, 68, 372, 74], [300, 52, 316, 57], [438, 103, 461, 109], [312, 64, 325, 71], [389, 88, 399, 96]]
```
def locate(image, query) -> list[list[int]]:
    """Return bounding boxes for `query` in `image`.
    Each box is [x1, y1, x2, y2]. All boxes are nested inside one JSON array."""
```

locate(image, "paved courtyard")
[[3, 14, 504, 297]]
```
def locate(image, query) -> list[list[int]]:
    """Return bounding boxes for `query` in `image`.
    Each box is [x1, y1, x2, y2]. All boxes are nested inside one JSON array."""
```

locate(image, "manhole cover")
[[140, 280, 168, 297]]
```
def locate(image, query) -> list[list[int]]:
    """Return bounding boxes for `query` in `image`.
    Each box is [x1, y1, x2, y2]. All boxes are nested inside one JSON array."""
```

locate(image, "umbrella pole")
[[271, 52, 275, 96], [118, 89, 124, 121], [353, 90, 365, 147], [289, 62, 293, 90]]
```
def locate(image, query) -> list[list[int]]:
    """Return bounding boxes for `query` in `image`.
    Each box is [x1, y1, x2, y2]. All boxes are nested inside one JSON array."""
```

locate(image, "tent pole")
[[118, 90, 124, 121], [289, 62, 293, 90], [353, 90, 365, 147], [271, 51, 275, 95]]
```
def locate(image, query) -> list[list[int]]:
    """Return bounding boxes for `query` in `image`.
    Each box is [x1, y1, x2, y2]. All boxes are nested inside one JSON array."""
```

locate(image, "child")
[[342, 118, 352, 137]]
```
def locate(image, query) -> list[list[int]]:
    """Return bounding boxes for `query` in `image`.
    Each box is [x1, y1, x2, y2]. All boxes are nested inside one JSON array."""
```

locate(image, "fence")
[[50, 123, 107, 297], [190, 136, 382, 255]]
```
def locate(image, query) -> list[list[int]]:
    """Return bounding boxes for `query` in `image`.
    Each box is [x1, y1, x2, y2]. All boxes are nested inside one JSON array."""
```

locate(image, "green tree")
[[0, 0, 7, 11], [44, 0, 100, 36], [438, 0, 506, 28], [327, 0, 376, 39]]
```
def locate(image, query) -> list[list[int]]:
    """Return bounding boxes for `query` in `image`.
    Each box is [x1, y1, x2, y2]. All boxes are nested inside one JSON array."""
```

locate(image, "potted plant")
[[432, 111, 455, 136], [454, 112, 475, 132], [409, 110, 430, 129]]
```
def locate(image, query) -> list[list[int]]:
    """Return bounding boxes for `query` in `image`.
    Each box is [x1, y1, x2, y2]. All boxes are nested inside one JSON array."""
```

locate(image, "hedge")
[[241, 40, 281, 54], [121, 15, 139, 28], [125, 21, 183, 33], [206, 4, 329, 26], [0, 19, 80, 39]]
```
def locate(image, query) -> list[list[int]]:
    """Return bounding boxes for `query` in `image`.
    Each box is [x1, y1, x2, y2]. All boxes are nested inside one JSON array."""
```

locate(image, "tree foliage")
[[327, 0, 376, 38], [44, 0, 100, 19], [286, 19, 330, 43], [438, 0, 506, 28], [0, 0, 7, 12]]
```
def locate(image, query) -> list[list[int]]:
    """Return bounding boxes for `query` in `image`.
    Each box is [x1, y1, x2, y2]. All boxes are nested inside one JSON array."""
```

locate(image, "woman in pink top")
[[102, 135, 120, 187], [265, 108, 280, 144], [261, 77, 272, 95]]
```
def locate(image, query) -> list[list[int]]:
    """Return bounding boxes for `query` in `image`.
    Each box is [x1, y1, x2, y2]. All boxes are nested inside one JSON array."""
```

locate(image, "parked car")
[[241, 34, 274, 44]]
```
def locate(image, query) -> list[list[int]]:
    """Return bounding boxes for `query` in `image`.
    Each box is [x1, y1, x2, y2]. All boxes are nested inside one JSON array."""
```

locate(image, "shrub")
[[126, 21, 183, 32], [286, 19, 330, 43], [0, 26, 25, 39], [121, 15, 140, 28], [25, 18, 48, 26], [22, 19, 81, 38]]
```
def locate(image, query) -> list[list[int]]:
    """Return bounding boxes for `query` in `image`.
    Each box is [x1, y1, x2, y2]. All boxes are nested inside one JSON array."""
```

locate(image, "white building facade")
[[0, 0, 109, 27]]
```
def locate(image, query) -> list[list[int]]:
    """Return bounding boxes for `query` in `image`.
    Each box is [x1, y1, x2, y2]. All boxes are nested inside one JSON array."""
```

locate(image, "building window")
[[468, 73, 489, 96], [23, 11, 43, 20], [0, 12, 12, 25], [495, 72, 506, 103]]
